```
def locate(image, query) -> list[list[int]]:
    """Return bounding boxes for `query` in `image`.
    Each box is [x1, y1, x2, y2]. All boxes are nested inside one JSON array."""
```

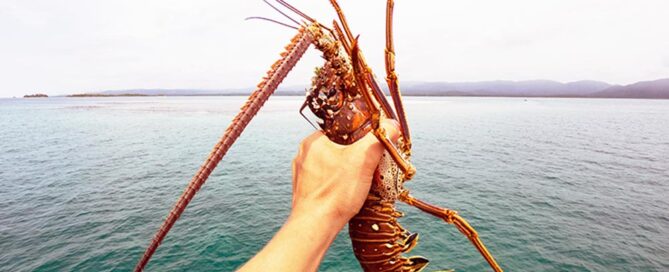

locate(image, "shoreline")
[[5, 94, 668, 100]]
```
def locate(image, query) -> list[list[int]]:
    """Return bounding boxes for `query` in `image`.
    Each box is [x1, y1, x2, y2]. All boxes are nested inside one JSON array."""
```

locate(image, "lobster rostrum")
[[135, 1, 503, 271]]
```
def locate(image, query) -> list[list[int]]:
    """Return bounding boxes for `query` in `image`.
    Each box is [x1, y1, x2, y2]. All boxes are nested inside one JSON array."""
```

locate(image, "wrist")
[[238, 201, 346, 272], [290, 201, 348, 237]]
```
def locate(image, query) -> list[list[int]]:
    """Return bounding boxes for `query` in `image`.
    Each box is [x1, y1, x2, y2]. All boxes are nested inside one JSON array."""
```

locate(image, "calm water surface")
[[0, 96, 667, 271]]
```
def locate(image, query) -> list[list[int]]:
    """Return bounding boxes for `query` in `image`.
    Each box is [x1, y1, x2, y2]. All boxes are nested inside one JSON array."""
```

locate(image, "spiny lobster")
[[135, 1, 503, 271]]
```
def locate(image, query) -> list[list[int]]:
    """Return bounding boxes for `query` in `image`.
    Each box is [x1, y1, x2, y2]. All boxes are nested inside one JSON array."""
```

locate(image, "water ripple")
[[1, 97, 668, 271]]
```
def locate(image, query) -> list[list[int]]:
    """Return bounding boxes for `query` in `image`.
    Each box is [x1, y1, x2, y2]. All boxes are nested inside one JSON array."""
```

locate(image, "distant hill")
[[399, 80, 612, 97], [96, 86, 305, 96], [65, 78, 669, 99], [67, 93, 148, 97], [589, 78, 669, 99]]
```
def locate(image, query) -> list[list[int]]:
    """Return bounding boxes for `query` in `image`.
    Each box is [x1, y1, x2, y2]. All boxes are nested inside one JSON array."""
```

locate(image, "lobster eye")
[[327, 90, 344, 111]]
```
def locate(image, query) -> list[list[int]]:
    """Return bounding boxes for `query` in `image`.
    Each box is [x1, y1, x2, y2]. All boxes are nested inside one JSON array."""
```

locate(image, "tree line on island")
[[53, 78, 669, 99], [23, 93, 48, 98]]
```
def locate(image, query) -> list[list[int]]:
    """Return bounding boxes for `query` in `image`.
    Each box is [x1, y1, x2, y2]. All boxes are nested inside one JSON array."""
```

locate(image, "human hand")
[[237, 119, 400, 272], [291, 119, 401, 229]]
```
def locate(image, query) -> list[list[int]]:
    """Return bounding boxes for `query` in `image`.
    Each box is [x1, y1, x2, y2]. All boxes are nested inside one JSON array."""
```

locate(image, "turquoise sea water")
[[1, 96, 668, 271]]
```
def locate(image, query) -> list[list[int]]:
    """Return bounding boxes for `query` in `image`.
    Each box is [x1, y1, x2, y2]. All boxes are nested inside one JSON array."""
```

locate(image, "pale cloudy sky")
[[1, 0, 668, 97]]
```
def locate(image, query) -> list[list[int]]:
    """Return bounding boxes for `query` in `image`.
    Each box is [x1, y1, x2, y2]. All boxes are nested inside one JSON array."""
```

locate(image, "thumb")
[[357, 118, 401, 152]]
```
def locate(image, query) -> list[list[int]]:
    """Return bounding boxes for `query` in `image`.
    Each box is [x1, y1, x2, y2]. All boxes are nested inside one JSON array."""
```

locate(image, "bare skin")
[[238, 119, 399, 272]]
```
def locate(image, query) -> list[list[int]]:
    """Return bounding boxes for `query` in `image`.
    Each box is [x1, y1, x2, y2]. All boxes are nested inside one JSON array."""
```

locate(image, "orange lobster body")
[[134, 1, 503, 271]]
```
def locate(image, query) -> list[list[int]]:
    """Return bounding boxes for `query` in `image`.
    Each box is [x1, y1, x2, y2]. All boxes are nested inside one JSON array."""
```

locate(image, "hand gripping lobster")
[[135, 1, 503, 271]]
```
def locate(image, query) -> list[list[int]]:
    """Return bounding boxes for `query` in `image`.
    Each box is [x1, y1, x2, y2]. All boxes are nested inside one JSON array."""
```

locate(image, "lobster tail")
[[405, 256, 430, 271], [134, 27, 313, 271], [349, 192, 431, 272]]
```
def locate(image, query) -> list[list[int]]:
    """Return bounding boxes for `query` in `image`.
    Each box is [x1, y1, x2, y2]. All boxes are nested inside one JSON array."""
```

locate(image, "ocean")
[[1, 96, 667, 271]]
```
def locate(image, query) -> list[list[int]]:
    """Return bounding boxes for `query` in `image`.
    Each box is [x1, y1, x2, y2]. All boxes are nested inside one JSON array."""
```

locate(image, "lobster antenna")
[[245, 16, 299, 30], [262, 0, 301, 26], [275, 0, 315, 23], [274, 0, 333, 32]]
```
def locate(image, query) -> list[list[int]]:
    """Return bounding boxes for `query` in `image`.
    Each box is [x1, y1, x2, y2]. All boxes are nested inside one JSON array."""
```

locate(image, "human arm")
[[237, 119, 399, 272]]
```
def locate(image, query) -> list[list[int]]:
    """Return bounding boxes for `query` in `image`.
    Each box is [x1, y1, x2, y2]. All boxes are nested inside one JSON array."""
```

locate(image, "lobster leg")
[[372, 125, 415, 179], [399, 192, 504, 272], [349, 39, 415, 179], [384, 0, 411, 146]]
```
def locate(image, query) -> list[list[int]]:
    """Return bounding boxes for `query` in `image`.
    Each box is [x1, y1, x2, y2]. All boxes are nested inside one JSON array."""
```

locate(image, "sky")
[[1, 0, 668, 97]]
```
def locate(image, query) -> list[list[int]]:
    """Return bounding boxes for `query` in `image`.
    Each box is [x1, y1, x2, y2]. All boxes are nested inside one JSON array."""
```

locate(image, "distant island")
[[62, 78, 669, 99], [67, 93, 149, 97], [398, 78, 669, 99], [24, 93, 48, 98]]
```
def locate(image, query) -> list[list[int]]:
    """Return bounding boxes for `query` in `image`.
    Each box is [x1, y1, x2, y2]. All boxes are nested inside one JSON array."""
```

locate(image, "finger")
[[355, 118, 402, 171], [355, 118, 401, 151], [357, 129, 383, 153], [380, 118, 401, 143], [355, 131, 385, 172], [356, 118, 401, 154]]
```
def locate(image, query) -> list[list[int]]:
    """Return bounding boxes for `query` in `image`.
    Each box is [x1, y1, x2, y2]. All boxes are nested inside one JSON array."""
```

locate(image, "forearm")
[[237, 207, 344, 272], [239, 121, 397, 271]]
